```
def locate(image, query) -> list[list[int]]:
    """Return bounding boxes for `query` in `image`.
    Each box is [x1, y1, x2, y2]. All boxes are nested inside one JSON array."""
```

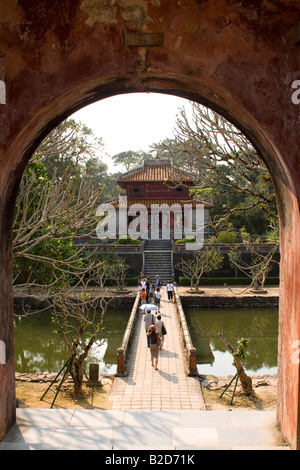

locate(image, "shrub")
[[116, 235, 141, 245], [217, 230, 237, 243], [179, 276, 279, 286], [175, 236, 196, 245]]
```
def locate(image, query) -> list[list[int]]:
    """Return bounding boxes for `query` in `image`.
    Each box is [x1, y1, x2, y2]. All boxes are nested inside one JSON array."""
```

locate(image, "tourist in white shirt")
[[166, 281, 174, 301], [154, 289, 162, 311]]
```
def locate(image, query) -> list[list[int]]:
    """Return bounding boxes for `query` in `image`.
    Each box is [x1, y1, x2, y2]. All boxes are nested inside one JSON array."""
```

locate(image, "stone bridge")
[[111, 288, 204, 411]]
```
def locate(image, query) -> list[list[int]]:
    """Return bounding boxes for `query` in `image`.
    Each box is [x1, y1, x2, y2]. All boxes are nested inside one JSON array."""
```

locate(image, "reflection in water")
[[15, 307, 278, 377], [14, 309, 130, 375], [184, 308, 278, 376]]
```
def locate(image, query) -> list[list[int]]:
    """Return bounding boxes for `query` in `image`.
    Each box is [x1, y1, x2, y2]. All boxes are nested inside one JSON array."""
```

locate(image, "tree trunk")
[[233, 356, 253, 395], [69, 357, 84, 395], [218, 332, 253, 395]]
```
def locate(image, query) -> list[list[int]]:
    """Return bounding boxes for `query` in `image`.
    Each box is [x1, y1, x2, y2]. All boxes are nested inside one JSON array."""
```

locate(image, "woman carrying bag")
[[155, 315, 167, 349], [147, 325, 161, 370]]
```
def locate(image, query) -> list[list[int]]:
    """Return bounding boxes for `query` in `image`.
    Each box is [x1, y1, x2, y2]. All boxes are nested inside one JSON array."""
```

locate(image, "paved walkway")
[[110, 291, 205, 411], [0, 409, 289, 450]]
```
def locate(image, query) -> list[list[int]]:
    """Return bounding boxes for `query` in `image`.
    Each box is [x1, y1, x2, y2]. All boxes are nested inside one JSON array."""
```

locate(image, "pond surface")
[[184, 308, 278, 376], [14, 309, 130, 375]]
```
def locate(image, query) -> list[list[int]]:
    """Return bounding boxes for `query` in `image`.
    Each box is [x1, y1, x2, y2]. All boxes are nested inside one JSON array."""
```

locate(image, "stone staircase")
[[143, 239, 173, 285]]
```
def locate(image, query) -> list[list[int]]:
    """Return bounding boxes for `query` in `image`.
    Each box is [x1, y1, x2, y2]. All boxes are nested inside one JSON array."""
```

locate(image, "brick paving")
[[110, 290, 205, 411]]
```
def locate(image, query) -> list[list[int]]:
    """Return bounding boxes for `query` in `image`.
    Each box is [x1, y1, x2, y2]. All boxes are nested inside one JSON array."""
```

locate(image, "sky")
[[72, 93, 192, 172]]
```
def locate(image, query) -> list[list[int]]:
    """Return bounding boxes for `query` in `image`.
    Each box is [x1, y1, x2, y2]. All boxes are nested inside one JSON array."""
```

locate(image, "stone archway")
[[0, 0, 300, 448]]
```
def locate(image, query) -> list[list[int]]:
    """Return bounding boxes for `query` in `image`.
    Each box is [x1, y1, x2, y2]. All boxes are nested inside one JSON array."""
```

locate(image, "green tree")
[[228, 245, 278, 291], [154, 104, 278, 238], [13, 119, 129, 396], [38, 119, 107, 180], [176, 248, 224, 290], [163, 103, 279, 289], [13, 119, 108, 292], [51, 255, 128, 395], [13, 159, 104, 290], [112, 150, 152, 171]]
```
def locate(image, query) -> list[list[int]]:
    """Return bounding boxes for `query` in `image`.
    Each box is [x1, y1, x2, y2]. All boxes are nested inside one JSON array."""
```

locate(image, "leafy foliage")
[[152, 103, 278, 239], [13, 120, 110, 290]]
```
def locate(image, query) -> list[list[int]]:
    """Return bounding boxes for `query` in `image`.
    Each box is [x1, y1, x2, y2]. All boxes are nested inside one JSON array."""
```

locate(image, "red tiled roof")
[[117, 159, 199, 188]]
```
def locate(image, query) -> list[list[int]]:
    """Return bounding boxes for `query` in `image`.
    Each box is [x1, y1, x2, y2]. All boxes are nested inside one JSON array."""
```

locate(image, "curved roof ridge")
[[117, 159, 199, 187]]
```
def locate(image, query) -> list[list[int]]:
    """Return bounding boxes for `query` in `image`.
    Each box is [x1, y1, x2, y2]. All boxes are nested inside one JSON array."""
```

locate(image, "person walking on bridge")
[[144, 310, 156, 347], [154, 288, 162, 311], [166, 280, 174, 301], [155, 315, 166, 349], [155, 275, 162, 289], [147, 324, 161, 370]]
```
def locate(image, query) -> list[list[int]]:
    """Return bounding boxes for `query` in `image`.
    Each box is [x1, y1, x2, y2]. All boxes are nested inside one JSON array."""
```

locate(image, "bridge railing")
[[174, 286, 198, 377], [116, 292, 140, 376]]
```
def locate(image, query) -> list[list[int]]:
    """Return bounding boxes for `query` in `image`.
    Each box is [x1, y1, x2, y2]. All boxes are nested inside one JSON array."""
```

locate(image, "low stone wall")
[[180, 295, 279, 309], [173, 249, 280, 281], [15, 371, 115, 383], [116, 293, 140, 376], [174, 287, 198, 377], [15, 372, 64, 383], [107, 295, 136, 309], [14, 293, 136, 311]]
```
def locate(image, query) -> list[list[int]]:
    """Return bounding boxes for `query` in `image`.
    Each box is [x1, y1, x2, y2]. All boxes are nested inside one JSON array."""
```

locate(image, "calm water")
[[14, 309, 130, 375], [184, 308, 279, 376]]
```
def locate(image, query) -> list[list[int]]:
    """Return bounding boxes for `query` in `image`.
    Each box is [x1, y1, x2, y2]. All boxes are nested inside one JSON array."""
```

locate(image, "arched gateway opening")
[[0, 1, 299, 449]]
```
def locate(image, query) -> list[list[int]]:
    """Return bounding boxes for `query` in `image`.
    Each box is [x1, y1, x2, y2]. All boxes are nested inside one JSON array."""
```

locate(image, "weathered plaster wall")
[[0, 0, 300, 447]]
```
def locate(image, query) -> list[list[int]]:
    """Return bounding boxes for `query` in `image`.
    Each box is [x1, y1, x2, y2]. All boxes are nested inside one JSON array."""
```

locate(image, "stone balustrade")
[[173, 286, 198, 377], [116, 292, 141, 376]]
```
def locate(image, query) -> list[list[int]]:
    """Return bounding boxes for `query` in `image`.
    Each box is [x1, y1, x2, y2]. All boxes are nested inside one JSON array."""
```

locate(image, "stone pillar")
[[89, 363, 100, 383], [117, 347, 125, 376], [188, 347, 198, 377]]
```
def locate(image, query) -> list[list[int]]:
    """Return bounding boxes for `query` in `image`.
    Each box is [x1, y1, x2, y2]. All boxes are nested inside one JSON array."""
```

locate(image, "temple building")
[[112, 159, 213, 240]]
